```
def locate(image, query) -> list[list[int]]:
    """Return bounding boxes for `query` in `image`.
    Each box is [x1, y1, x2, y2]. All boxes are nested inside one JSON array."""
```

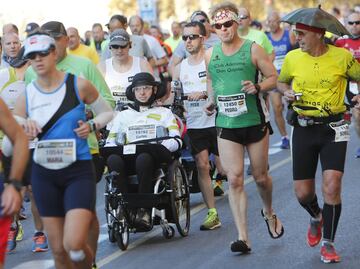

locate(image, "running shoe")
[[200, 209, 221, 230], [15, 222, 24, 241], [19, 206, 27, 220], [307, 218, 323, 247], [31, 232, 49, 252], [213, 180, 224, 196], [280, 137, 290, 149], [320, 242, 341, 263], [92, 263, 98, 269], [6, 227, 18, 252], [356, 147, 360, 158]]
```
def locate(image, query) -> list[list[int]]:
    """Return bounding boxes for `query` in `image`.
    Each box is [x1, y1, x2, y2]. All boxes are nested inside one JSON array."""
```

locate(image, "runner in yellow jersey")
[[278, 22, 360, 264]]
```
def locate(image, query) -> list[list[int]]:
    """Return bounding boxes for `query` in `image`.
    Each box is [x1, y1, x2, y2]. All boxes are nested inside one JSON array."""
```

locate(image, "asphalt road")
[[5, 122, 360, 269]]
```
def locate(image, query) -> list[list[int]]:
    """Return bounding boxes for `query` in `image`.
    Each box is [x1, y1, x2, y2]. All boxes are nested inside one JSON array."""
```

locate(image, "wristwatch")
[[87, 120, 97, 132], [9, 180, 23, 192], [254, 84, 261, 94]]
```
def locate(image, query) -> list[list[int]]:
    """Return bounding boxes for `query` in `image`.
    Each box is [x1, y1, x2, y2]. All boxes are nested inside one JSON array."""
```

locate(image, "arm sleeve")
[[161, 110, 182, 152], [88, 95, 114, 129]]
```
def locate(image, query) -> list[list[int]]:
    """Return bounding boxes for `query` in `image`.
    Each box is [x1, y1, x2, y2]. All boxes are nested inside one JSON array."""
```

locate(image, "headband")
[[213, 9, 238, 24]]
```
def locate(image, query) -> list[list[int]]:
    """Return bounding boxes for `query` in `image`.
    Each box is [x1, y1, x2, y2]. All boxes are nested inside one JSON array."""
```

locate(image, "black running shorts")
[[292, 124, 347, 180], [187, 127, 219, 156]]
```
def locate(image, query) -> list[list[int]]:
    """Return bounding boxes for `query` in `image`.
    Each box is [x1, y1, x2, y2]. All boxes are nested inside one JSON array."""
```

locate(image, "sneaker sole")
[[32, 248, 49, 253], [200, 222, 222, 231], [321, 256, 341, 263]]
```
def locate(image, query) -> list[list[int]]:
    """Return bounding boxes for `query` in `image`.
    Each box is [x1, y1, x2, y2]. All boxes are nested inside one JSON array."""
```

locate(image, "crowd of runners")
[[1, 1, 360, 268]]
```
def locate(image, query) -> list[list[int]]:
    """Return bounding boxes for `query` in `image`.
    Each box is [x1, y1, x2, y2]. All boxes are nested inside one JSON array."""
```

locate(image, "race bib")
[[329, 120, 350, 142], [349, 82, 359, 95], [126, 124, 157, 143], [112, 91, 129, 103], [33, 139, 76, 170], [273, 55, 285, 71], [218, 93, 247, 117], [184, 100, 207, 118]]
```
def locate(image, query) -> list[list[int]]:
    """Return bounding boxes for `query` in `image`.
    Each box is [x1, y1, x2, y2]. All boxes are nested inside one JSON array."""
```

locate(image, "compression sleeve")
[[161, 109, 182, 152]]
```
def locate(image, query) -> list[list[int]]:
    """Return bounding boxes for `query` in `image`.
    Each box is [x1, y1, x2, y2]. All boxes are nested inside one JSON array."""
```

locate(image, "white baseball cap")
[[23, 34, 55, 58]]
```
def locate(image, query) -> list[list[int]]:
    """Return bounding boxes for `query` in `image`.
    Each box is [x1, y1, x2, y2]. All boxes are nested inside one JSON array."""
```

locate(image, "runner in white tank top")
[[172, 22, 226, 231], [98, 29, 153, 106]]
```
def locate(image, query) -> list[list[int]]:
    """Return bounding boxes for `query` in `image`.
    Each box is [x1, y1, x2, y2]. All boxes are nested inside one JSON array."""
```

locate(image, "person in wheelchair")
[[104, 72, 182, 229]]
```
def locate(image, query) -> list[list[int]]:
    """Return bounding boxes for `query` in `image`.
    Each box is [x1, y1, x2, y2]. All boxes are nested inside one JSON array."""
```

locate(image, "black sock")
[[323, 203, 342, 242], [299, 194, 322, 218]]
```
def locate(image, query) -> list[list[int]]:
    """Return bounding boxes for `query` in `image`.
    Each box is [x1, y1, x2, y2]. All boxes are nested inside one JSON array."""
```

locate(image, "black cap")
[[41, 21, 67, 37], [109, 29, 130, 46], [25, 22, 39, 33]]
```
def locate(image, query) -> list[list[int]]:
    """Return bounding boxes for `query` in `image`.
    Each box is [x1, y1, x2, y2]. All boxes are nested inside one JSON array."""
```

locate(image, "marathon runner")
[[172, 21, 224, 230], [205, 2, 284, 253], [278, 20, 360, 263], [11, 31, 113, 269]]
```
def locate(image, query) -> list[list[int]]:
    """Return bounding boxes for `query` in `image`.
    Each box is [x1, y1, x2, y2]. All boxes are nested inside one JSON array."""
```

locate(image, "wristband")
[[9, 180, 23, 192], [87, 120, 97, 132], [254, 84, 261, 94]]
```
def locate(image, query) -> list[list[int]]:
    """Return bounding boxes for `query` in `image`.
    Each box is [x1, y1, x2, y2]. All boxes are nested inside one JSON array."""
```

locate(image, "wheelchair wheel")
[[105, 188, 117, 243], [169, 160, 190, 237], [115, 216, 129, 251]]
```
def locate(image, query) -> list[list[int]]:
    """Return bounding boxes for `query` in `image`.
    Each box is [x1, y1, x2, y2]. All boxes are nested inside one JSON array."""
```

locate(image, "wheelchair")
[[100, 141, 190, 251]]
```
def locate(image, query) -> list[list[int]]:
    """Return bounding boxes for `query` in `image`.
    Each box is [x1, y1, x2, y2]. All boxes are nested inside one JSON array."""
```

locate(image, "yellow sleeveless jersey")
[[278, 45, 360, 117]]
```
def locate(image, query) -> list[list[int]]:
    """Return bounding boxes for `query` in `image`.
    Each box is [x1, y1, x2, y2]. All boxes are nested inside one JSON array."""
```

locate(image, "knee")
[[253, 172, 270, 188], [323, 181, 341, 200], [295, 188, 314, 204], [52, 245, 69, 262], [136, 153, 154, 170], [195, 159, 210, 173], [107, 154, 124, 172], [227, 173, 244, 191]]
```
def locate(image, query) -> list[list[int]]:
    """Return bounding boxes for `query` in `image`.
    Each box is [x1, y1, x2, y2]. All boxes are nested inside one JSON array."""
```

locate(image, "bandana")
[[213, 9, 238, 24]]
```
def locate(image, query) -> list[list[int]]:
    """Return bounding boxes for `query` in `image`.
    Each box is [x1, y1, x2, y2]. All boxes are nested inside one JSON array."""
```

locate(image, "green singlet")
[[208, 39, 269, 128]]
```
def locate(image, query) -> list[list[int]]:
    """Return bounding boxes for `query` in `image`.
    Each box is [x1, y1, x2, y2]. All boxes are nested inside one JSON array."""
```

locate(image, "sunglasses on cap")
[[348, 20, 360, 25], [110, 44, 129, 50], [239, 15, 249, 20], [182, 34, 202, 41], [214, 20, 235, 30], [193, 18, 207, 24], [26, 50, 52, 60]]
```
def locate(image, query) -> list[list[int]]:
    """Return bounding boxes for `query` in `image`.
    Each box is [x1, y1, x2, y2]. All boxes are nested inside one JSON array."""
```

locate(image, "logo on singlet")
[[198, 71, 206, 78], [213, 54, 220, 61], [128, 76, 134, 82]]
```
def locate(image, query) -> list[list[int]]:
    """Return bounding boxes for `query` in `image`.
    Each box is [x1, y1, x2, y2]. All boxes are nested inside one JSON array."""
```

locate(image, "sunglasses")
[[239, 15, 249, 20], [214, 20, 235, 30], [26, 50, 52, 60], [194, 18, 207, 24], [182, 34, 202, 41], [348, 20, 360, 25], [110, 44, 128, 50]]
